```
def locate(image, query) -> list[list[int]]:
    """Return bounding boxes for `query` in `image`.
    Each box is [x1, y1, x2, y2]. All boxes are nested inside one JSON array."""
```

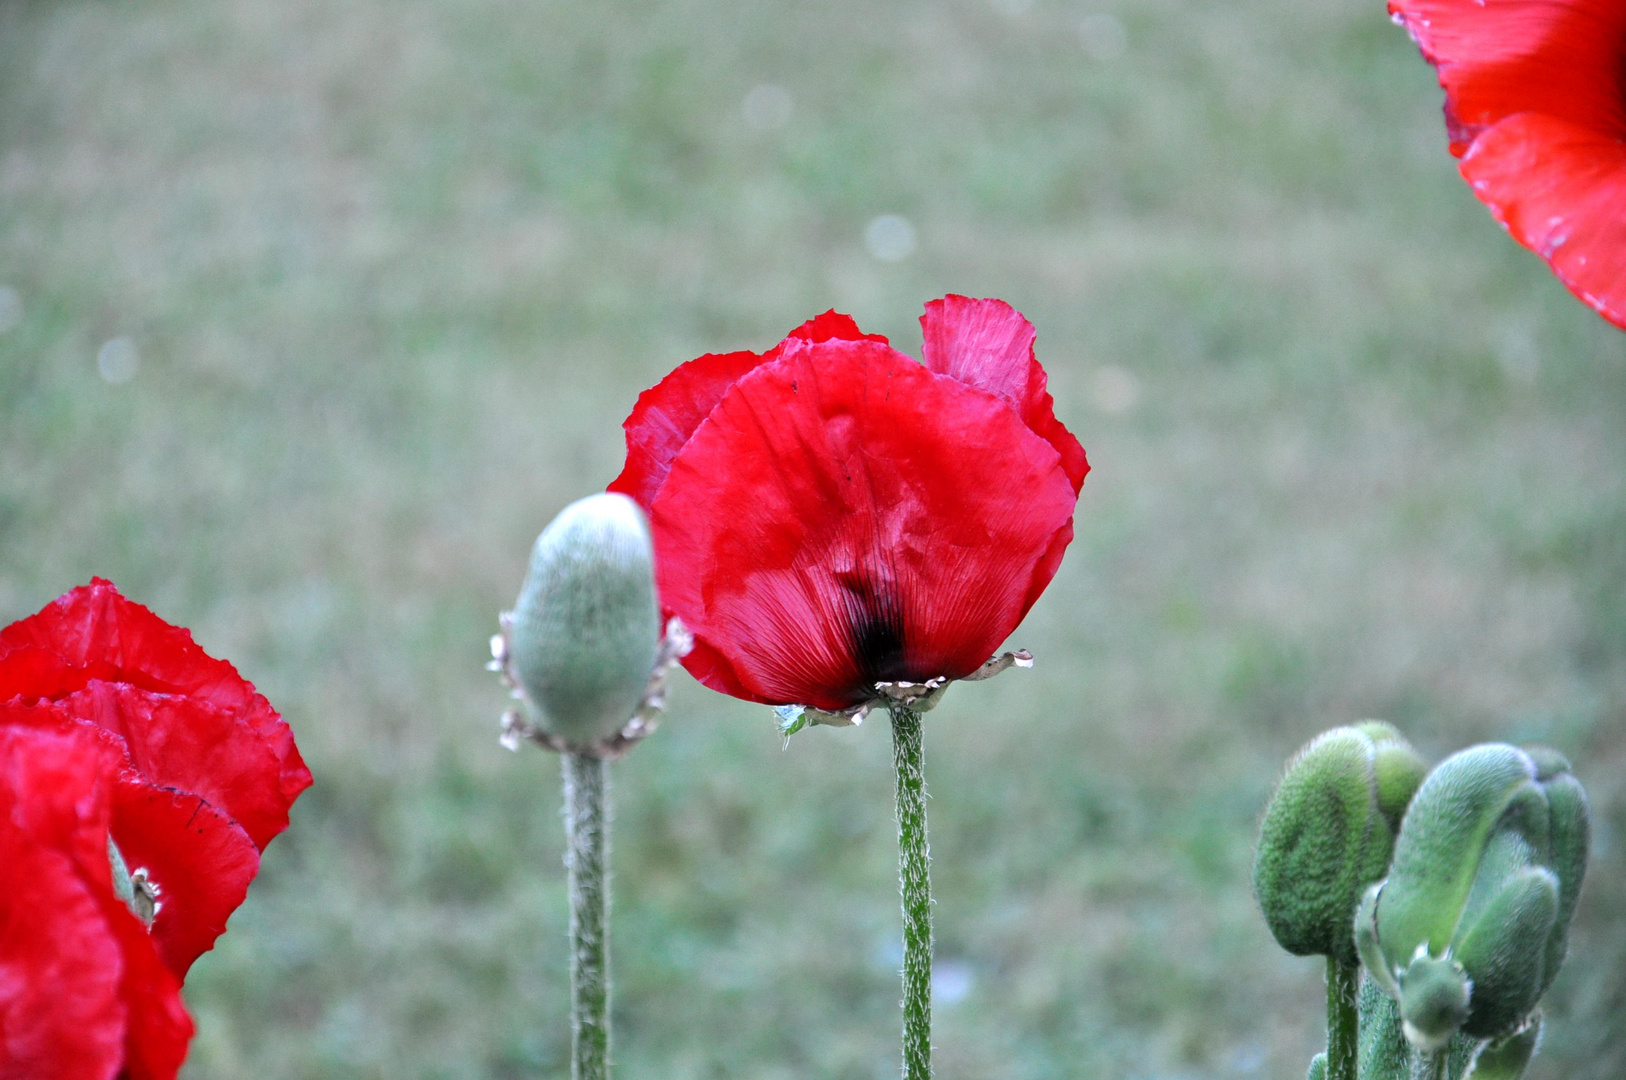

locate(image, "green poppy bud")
[[1254, 723, 1427, 963], [502, 493, 661, 749], [1307, 1052, 1327, 1080], [1358, 744, 1589, 1049]]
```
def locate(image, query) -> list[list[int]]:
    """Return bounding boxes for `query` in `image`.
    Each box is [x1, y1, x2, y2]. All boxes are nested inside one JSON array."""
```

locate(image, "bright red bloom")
[[0, 578, 313, 980], [1390, 0, 1626, 328], [610, 296, 1088, 712], [0, 724, 192, 1080]]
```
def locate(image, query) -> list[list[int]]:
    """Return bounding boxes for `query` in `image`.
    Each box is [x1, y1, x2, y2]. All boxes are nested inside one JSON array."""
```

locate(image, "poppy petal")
[[0, 725, 192, 1080], [64, 682, 294, 852], [0, 727, 127, 1080], [920, 296, 1089, 493], [110, 780, 261, 979], [609, 312, 887, 509], [650, 337, 1078, 710], [610, 348, 768, 509], [1389, 0, 1626, 156], [1460, 113, 1626, 330], [0, 579, 312, 845]]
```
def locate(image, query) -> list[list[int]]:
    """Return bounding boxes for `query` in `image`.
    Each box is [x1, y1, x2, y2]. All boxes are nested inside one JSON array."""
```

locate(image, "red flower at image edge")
[[1391, 0, 1626, 328], [0, 579, 313, 1078], [610, 296, 1089, 712]]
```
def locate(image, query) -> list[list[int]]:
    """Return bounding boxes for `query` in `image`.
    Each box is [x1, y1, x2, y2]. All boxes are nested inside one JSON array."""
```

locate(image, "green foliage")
[[507, 493, 659, 747], [1254, 723, 1424, 963]]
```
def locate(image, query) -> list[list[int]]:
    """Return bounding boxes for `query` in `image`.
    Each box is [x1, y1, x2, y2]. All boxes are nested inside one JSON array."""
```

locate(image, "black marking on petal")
[[835, 566, 910, 688]]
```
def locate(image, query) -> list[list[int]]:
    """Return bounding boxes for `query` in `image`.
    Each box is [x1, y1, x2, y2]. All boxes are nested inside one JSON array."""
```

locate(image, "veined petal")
[[1461, 113, 1626, 330], [649, 337, 1077, 710], [920, 295, 1090, 494]]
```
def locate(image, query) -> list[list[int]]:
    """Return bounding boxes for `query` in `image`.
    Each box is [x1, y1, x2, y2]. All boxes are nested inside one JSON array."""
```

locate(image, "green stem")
[[564, 752, 610, 1080], [1412, 1049, 1447, 1080], [1326, 958, 1358, 1080], [890, 704, 932, 1080]]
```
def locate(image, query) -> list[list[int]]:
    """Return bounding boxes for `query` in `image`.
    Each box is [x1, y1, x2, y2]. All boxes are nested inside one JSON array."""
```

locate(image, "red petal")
[[65, 682, 295, 852], [608, 312, 888, 510], [1389, 0, 1626, 156], [0, 727, 126, 1080], [111, 780, 260, 978], [609, 348, 768, 510], [0, 580, 312, 848], [1461, 113, 1626, 330], [0, 726, 190, 1080], [920, 296, 1089, 494], [650, 338, 1079, 710]]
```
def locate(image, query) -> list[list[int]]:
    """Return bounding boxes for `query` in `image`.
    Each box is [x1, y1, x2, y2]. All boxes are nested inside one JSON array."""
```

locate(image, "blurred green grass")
[[2, 0, 1623, 1075]]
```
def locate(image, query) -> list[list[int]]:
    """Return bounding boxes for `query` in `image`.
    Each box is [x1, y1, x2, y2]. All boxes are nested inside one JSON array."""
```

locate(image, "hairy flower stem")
[[564, 752, 610, 1080], [1326, 957, 1358, 1080], [1412, 1050, 1447, 1080], [890, 704, 932, 1080]]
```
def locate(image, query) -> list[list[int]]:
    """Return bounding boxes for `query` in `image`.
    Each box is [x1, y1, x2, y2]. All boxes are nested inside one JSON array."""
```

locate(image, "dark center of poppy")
[[835, 567, 911, 690]]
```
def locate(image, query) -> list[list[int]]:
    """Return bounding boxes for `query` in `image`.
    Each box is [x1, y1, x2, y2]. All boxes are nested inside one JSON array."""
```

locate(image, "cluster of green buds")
[[1255, 726, 1589, 1080]]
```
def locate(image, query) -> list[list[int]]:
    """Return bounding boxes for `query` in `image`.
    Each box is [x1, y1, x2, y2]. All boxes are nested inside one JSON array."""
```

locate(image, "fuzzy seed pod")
[[1356, 744, 1589, 1050], [1254, 722, 1427, 964], [506, 493, 661, 748]]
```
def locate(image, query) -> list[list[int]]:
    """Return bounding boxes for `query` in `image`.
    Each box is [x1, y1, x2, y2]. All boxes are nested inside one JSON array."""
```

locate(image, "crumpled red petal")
[[0, 579, 312, 849], [1388, 0, 1626, 329], [0, 725, 192, 1080], [649, 337, 1078, 710], [920, 295, 1089, 494], [610, 312, 886, 509], [111, 775, 261, 979]]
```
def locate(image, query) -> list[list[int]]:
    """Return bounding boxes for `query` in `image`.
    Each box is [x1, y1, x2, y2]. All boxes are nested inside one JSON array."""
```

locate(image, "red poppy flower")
[[0, 579, 313, 978], [0, 724, 193, 1080], [609, 296, 1088, 712], [1390, 0, 1626, 328]]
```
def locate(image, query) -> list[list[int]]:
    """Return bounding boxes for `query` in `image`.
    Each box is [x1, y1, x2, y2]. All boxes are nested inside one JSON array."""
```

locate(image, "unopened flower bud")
[[1357, 744, 1589, 1048], [1254, 722, 1427, 963], [504, 493, 661, 748]]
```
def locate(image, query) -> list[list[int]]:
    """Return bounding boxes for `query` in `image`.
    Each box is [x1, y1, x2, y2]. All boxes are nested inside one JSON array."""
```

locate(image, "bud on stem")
[[1357, 745, 1589, 1056], [1255, 722, 1426, 964]]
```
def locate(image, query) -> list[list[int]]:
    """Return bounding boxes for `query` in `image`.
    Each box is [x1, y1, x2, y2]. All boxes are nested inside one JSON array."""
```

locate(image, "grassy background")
[[2, 0, 1623, 1075]]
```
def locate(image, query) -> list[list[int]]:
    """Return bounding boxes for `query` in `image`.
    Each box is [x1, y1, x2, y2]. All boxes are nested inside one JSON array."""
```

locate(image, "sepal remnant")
[[776, 650, 1032, 742]]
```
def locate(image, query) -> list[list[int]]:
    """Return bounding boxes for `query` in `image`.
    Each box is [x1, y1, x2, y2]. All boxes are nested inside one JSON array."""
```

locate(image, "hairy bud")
[[1254, 722, 1427, 963], [504, 493, 661, 748]]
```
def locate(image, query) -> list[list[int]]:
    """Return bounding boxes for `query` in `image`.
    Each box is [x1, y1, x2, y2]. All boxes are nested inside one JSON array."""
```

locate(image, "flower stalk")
[[1326, 957, 1359, 1080], [1411, 1049, 1447, 1080], [564, 752, 610, 1080], [890, 703, 932, 1080]]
